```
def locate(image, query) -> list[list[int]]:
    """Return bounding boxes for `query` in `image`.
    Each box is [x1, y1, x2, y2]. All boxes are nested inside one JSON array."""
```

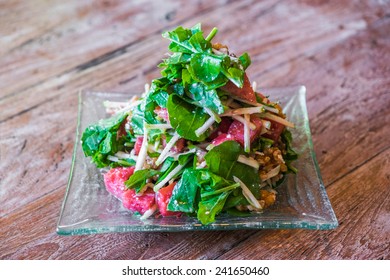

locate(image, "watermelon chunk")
[[228, 115, 262, 146], [156, 182, 180, 217], [122, 188, 156, 214], [103, 167, 135, 199], [221, 74, 257, 103]]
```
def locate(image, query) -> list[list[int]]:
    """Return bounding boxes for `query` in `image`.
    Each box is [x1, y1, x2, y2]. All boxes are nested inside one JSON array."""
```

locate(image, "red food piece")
[[156, 182, 180, 217], [154, 106, 169, 123], [228, 115, 263, 146], [208, 117, 233, 140], [221, 73, 257, 103], [122, 188, 156, 215], [103, 167, 135, 200], [134, 136, 143, 155], [263, 120, 285, 141], [161, 135, 186, 153], [117, 119, 128, 138], [211, 133, 235, 146]]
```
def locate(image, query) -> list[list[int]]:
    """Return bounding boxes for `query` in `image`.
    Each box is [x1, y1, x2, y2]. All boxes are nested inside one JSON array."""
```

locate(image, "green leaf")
[[125, 169, 160, 193], [178, 151, 195, 166], [167, 94, 209, 141], [197, 191, 231, 225], [239, 52, 251, 70], [129, 103, 144, 135], [281, 128, 298, 174], [188, 32, 211, 52], [281, 129, 298, 161], [189, 53, 222, 83], [81, 112, 128, 168], [167, 168, 199, 213], [205, 141, 261, 199], [188, 83, 224, 114]]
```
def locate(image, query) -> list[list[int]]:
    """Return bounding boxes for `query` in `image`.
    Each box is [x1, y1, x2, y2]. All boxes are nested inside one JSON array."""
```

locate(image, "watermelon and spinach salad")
[[81, 23, 297, 225]]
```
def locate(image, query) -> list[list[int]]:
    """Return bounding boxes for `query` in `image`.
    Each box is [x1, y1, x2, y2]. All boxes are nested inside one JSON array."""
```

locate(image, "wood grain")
[[0, 0, 389, 260]]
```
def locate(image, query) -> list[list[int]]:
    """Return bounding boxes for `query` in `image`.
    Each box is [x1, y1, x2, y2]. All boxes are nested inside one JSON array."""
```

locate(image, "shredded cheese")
[[260, 165, 281, 181], [140, 204, 157, 220], [244, 114, 250, 153], [155, 132, 180, 166], [229, 95, 279, 114], [221, 106, 264, 116], [232, 115, 256, 130], [145, 123, 172, 130], [134, 124, 148, 171], [233, 176, 262, 209], [153, 161, 188, 191], [195, 116, 215, 137], [238, 155, 259, 170], [262, 112, 295, 128], [204, 107, 221, 123]]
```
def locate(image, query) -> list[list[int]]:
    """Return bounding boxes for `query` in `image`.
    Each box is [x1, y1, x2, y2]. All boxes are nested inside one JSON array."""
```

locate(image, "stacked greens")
[[81, 23, 297, 225]]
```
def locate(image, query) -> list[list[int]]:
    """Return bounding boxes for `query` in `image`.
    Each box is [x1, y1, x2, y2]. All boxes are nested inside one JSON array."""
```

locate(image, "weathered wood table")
[[1, 0, 389, 259]]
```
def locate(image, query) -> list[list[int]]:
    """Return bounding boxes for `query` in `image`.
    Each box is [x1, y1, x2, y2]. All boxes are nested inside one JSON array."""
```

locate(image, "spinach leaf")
[[129, 103, 144, 135], [125, 169, 160, 193], [188, 82, 224, 114], [281, 128, 298, 161], [167, 167, 238, 224], [197, 191, 231, 225], [205, 140, 261, 199], [81, 112, 128, 168], [161, 23, 251, 90], [167, 168, 199, 213], [166, 94, 209, 141], [189, 53, 221, 83]]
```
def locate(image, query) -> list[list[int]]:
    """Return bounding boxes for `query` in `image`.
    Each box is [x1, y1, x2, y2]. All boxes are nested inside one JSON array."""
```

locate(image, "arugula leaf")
[[167, 94, 209, 141], [125, 169, 160, 193], [81, 112, 128, 168]]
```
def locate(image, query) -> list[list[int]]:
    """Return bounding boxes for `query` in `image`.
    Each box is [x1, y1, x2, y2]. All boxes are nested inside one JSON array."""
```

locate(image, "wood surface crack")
[[0, 95, 57, 124], [326, 146, 390, 188]]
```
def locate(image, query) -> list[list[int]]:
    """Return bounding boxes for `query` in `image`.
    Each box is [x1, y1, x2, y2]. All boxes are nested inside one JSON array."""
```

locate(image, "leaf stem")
[[205, 27, 218, 42]]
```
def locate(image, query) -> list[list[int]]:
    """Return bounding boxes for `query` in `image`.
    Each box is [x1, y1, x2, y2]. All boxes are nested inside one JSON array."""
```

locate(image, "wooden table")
[[1, 0, 389, 260]]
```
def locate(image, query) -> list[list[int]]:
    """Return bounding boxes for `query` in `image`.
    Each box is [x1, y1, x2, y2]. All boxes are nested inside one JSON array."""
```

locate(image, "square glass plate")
[[57, 86, 338, 235]]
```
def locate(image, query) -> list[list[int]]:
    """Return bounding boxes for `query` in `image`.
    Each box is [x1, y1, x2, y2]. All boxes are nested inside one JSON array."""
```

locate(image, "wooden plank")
[[257, 16, 390, 186], [2, 148, 388, 259], [0, 0, 228, 99], [1, 1, 388, 216], [216, 148, 390, 260], [1, 0, 389, 260], [1, 0, 386, 121]]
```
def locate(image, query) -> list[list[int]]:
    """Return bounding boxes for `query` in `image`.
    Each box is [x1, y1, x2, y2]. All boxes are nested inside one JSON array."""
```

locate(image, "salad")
[[81, 23, 297, 225]]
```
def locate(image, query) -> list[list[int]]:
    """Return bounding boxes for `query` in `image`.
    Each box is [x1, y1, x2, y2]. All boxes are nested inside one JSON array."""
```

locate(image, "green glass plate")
[[57, 86, 338, 235]]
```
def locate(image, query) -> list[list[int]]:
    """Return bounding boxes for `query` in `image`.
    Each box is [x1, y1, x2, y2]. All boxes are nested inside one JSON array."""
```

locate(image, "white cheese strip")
[[244, 114, 250, 153], [238, 155, 259, 170], [261, 112, 295, 128], [140, 204, 158, 220], [134, 124, 148, 171], [233, 176, 262, 210], [153, 162, 188, 192], [232, 115, 256, 130], [155, 132, 180, 166], [195, 116, 215, 137]]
